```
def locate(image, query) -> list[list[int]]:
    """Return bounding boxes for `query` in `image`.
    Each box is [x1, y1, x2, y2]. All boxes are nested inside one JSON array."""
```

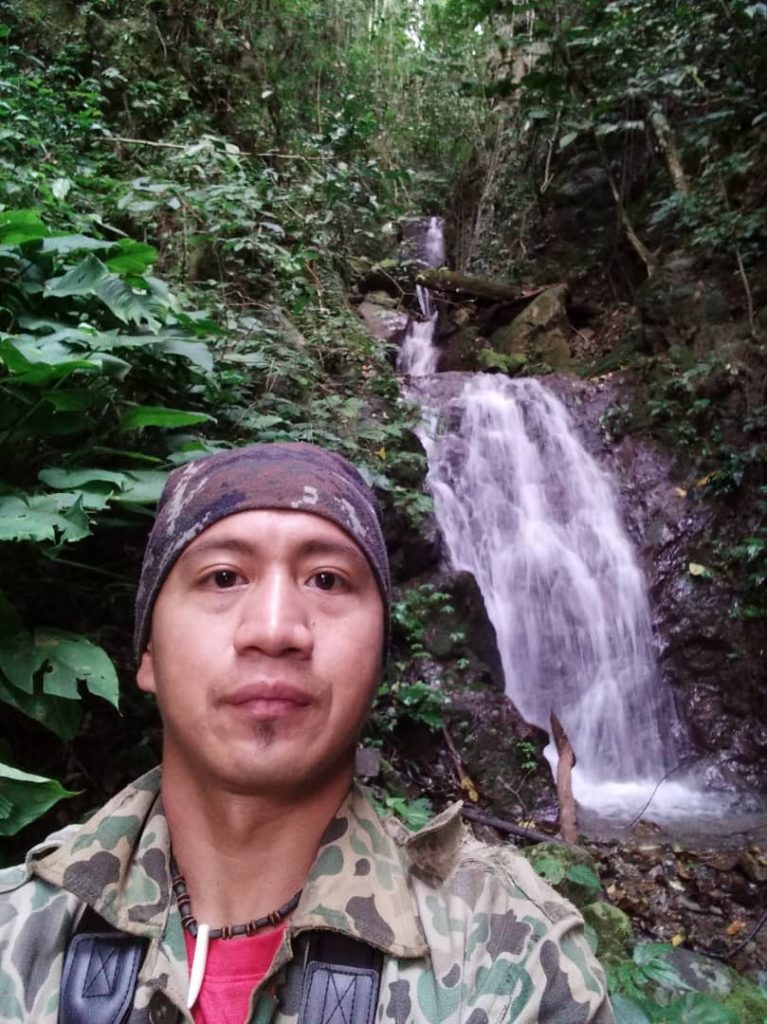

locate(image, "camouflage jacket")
[[0, 768, 614, 1024]]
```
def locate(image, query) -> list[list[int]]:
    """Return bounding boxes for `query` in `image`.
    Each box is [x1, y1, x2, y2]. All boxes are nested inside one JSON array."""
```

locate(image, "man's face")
[[137, 509, 384, 797]]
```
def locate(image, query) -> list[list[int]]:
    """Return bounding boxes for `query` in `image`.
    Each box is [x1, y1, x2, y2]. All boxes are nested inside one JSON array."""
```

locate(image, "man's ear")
[[136, 645, 157, 694]]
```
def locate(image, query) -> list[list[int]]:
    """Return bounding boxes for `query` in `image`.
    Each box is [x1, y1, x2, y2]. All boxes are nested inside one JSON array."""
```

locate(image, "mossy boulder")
[[489, 285, 572, 370], [642, 947, 767, 1023], [523, 841, 602, 909], [477, 349, 528, 375], [441, 325, 482, 371], [582, 902, 632, 963]]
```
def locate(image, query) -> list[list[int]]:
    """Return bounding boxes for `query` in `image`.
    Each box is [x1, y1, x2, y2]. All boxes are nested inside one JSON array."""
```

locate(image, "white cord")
[[187, 923, 210, 1010]]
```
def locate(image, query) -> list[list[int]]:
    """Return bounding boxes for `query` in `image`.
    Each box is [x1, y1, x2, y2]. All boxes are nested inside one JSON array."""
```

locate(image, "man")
[[0, 442, 614, 1024]]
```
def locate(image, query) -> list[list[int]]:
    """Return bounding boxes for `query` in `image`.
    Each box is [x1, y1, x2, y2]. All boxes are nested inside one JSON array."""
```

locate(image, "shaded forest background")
[[1, 0, 766, 1019]]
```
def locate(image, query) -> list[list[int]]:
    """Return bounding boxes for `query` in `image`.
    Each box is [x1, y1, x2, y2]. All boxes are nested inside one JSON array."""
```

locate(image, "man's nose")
[[233, 570, 312, 657]]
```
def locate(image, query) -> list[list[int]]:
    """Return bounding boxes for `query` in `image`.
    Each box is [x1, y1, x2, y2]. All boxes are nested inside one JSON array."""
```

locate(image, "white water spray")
[[398, 314, 440, 376], [417, 374, 704, 818]]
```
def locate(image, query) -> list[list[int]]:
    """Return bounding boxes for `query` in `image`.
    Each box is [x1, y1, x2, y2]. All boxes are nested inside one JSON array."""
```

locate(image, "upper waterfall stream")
[[397, 216, 443, 376]]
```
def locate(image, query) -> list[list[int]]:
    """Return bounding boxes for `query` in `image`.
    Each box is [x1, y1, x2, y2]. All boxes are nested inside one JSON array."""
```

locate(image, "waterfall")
[[397, 217, 443, 376], [416, 373, 700, 818], [390, 216, 714, 819], [398, 314, 440, 375], [415, 216, 445, 320]]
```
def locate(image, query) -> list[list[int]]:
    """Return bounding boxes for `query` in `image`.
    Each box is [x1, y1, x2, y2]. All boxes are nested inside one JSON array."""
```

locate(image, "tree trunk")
[[551, 713, 578, 844]]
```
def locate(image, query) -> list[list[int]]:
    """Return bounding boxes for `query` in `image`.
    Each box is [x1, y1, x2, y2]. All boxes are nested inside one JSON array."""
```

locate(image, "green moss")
[[582, 902, 633, 963], [723, 974, 767, 1024], [523, 841, 602, 909]]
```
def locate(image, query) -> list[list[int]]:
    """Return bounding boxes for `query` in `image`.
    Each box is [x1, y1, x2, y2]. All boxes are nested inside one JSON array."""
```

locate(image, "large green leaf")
[[40, 235, 114, 255], [0, 210, 49, 245], [610, 995, 651, 1024], [37, 467, 167, 508], [160, 337, 214, 371], [143, 276, 177, 311], [44, 253, 110, 297], [115, 469, 168, 504], [565, 863, 602, 892], [38, 467, 129, 490], [0, 762, 76, 837], [0, 629, 119, 707], [0, 632, 37, 693], [121, 405, 215, 429], [17, 321, 111, 347], [93, 276, 162, 328], [105, 239, 158, 275], [87, 333, 213, 370], [6, 332, 99, 365], [0, 335, 132, 384], [44, 388, 106, 412], [35, 630, 120, 706], [0, 493, 90, 543], [0, 676, 82, 741], [0, 336, 99, 378]]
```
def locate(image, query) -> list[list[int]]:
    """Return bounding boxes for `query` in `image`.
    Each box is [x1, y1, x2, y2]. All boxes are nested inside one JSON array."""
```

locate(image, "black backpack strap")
[[60, 905, 381, 1024], [59, 906, 148, 1024], [300, 933, 383, 1024]]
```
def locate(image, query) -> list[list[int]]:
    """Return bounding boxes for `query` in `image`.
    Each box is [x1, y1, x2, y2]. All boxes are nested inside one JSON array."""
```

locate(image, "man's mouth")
[[223, 682, 312, 719]]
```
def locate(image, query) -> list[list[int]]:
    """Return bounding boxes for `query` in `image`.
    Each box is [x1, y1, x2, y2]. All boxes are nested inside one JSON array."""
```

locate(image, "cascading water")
[[397, 217, 443, 376], [415, 216, 445, 319], [414, 374, 706, 818], [398, 317, 440, 376]]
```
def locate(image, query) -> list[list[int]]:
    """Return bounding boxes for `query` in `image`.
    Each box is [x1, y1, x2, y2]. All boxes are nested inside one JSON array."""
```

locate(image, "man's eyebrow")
[[179, 537, 254, 561], [179, 535, 367, 565], [300, 538, 367, 566]]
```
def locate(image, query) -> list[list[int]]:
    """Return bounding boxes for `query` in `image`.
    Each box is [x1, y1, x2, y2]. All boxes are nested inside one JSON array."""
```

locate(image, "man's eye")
[[212, 570, 240, 589], [312, 571, 342, 592]]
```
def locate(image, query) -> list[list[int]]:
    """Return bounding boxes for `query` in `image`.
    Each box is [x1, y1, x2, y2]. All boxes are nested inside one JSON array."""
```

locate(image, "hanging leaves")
[[0, 763, 76, 837]]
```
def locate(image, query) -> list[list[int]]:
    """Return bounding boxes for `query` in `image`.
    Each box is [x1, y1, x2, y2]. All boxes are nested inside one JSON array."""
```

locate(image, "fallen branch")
[[416, 268, 548, 304], [103, 137, 325, 161], [627, 757, 694, 829], [649, 107, 689, 196], [104, 136, 187, 150], [718, 906, 767, 961], [460, 806, 564, 845]]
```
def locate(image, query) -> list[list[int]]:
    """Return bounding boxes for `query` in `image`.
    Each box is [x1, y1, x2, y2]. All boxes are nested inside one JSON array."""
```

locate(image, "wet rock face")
[[633, 252, 737, 354], [357, 299, 409, 342]]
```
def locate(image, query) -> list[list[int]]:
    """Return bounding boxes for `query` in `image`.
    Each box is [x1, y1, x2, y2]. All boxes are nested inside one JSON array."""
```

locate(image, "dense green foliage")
[[0, 0, 486, 842]]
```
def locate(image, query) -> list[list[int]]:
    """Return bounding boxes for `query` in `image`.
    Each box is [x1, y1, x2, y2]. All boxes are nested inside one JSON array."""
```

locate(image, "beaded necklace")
[[170, 859, 302, 940]]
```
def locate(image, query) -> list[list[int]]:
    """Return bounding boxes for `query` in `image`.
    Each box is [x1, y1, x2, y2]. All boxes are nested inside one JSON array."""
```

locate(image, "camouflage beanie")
[[134, 442, 390, 663]]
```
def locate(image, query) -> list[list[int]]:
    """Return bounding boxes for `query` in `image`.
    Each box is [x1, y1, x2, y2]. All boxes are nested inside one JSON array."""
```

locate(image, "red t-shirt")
[[184, 924, 286, 1024]]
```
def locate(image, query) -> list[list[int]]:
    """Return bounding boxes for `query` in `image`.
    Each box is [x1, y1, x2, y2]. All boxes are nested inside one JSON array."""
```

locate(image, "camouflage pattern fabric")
[[0, 770, 615, 1023]]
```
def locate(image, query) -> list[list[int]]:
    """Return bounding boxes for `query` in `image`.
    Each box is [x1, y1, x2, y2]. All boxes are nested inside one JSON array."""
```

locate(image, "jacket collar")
[[32, 768, 431, 959]]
